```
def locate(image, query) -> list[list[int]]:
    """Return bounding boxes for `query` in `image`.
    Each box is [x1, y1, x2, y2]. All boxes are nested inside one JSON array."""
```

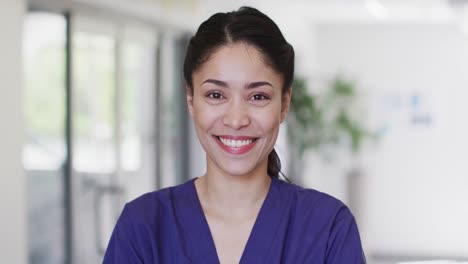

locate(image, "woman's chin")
[[216, 160, 264, 178], [218, 165, 252, 177]]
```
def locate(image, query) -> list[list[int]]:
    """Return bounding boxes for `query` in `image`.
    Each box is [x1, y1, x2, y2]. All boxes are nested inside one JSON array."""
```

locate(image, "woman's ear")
[[186, 86, 194, 117], [280, 87, 292, 123]]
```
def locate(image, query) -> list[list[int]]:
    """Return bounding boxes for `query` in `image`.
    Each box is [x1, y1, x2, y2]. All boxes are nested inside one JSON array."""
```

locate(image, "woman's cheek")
[[256, 106, 282, 128], [195, 105, 223, 128]]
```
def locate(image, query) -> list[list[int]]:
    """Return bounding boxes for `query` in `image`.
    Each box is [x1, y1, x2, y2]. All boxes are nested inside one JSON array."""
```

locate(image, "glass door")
[[71, 15, 118, 264], [118, 25, 158, 202], [71, 15, 158, 263], [23, 8, 178, 264]]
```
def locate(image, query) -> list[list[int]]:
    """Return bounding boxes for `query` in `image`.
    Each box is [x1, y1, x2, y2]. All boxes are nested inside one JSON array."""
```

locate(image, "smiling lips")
[[214, 135, 258, 155]]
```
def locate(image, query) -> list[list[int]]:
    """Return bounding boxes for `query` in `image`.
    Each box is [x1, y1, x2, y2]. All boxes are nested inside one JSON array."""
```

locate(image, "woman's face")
[[187, 42, 291, 177]]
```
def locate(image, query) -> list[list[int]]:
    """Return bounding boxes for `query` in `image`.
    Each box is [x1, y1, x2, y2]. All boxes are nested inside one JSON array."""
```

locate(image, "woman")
[[104, 7, 365, 264]]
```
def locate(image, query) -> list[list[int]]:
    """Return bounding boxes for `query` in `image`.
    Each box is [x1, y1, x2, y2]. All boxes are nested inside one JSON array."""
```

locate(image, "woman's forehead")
[[194, 43, 283, 87]]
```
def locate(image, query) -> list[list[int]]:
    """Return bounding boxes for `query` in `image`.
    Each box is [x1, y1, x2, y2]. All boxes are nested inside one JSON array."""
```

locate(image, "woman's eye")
[[251, 94, 268, 101], [207, 92, 223, 99]]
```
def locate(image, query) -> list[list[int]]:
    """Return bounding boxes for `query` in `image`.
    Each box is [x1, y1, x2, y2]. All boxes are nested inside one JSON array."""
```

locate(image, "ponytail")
[[267, 148, 291, 183]]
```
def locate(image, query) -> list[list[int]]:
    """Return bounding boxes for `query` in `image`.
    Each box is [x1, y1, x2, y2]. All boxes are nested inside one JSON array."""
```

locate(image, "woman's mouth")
[[214, 135, 258, 155]]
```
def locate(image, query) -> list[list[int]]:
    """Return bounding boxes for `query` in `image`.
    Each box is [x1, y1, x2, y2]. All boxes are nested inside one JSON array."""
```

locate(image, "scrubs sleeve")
[[325, 206, 367, 264], [103, 204, 156, 264]]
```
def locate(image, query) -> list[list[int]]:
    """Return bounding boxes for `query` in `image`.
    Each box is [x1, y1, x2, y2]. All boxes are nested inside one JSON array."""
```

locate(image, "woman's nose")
[[222, 98, 250, 130]]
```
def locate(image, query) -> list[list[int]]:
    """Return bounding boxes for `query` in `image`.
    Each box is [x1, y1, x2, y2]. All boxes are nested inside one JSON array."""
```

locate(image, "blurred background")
[[1, 0, 468, 263]]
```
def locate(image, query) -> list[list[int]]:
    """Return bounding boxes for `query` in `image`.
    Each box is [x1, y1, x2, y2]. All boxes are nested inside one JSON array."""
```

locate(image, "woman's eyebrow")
[[201, 79, 273, 89], [201, 79, 228, 87], [246, 81, 273, 89]]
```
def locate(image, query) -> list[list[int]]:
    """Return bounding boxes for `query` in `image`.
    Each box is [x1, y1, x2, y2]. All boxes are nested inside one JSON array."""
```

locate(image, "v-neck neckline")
[[183, 176, 285, 264]]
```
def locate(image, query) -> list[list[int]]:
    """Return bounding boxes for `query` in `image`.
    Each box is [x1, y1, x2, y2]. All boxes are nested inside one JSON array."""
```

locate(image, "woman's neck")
[[195, 165, 271, 220]]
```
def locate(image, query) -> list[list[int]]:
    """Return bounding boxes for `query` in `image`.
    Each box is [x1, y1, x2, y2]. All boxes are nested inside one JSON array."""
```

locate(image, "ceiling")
[[191, 0, 468, 25], [63, 0, 468, 31]]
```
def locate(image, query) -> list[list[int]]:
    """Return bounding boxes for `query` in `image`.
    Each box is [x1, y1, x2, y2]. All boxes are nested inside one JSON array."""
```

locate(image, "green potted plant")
[[286, 75, 374, 182]]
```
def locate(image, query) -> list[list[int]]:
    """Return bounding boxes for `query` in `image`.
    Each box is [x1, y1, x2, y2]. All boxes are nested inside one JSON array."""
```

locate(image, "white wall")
[[314, 22, 468, 257], [0, 0, 28, 263]]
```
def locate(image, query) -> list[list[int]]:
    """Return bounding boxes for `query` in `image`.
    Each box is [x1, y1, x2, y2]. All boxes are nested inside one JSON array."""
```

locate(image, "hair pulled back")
[[183, 6, 294, 179]]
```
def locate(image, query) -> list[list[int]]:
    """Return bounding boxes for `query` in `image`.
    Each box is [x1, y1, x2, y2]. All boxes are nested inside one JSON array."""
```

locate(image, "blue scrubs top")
[[103, 177, 366, 263]]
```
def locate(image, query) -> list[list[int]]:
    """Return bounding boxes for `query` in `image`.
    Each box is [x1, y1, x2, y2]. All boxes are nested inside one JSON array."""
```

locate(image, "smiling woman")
[[187, 43, 287, 178], [104, 6, 366, 264]]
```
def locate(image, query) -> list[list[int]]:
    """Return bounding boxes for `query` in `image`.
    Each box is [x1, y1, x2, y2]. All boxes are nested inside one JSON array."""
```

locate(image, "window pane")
[[72, 28, 117, 263], [23, 11, 66, 264], [120, 36, 157, 200], [121, 43, 144, 171], [73, 32, 116, 173]]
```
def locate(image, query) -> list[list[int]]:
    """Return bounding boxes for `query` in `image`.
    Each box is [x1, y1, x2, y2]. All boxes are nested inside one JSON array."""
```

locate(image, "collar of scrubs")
[[174, 176, 292, 264]]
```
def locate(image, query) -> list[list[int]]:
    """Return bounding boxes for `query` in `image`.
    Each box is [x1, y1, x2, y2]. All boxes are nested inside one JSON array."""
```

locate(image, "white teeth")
[[219, 137, 253, 147]]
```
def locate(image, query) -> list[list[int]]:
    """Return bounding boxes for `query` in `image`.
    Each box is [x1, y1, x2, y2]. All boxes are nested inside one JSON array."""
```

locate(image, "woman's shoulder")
[[104, 180, 196, 263], [275, 179, 365, 263], [121, 179, 194, 222], [275, 178, 354, 221]]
